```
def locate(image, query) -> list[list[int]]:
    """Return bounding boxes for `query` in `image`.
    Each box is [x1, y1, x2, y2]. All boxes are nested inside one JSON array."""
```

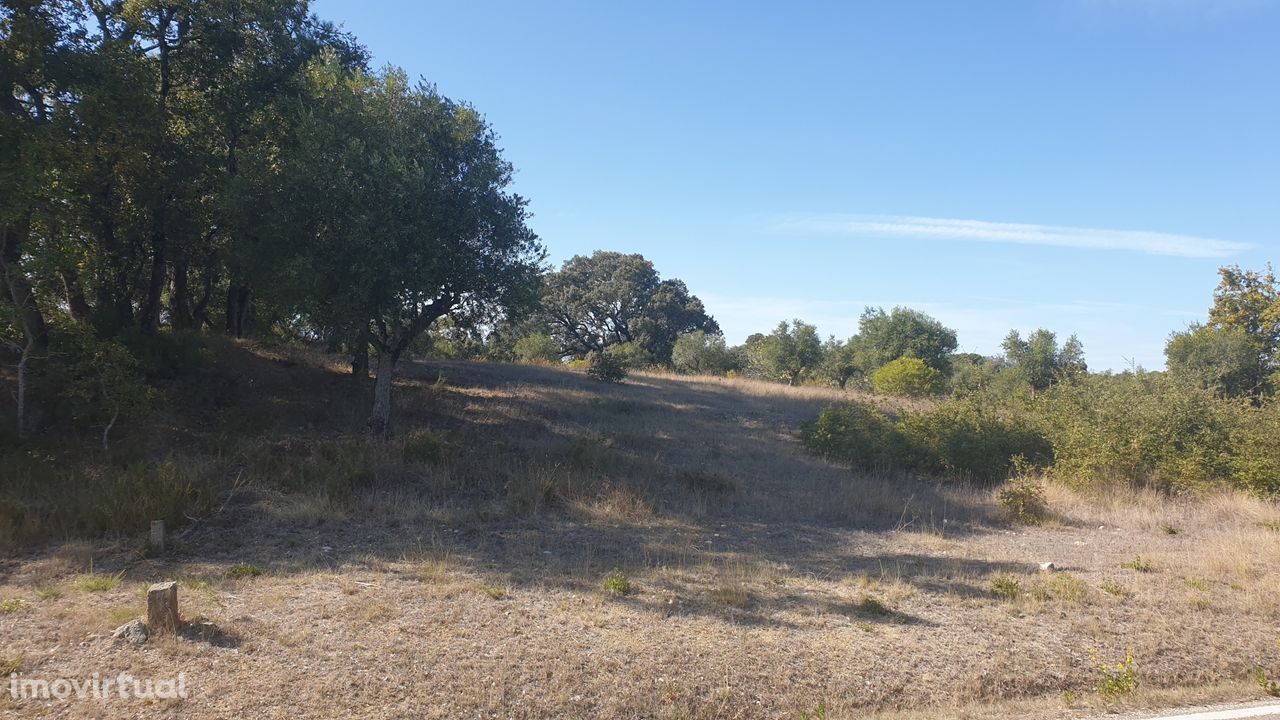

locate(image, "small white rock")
[[1039, 562, 1057, 572]]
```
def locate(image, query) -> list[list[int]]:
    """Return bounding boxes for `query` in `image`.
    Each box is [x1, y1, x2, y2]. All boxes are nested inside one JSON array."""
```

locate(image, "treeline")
[[428, 249, 1091, 398], [801, 266, 1280, 496], [1, 1, 543, 437]]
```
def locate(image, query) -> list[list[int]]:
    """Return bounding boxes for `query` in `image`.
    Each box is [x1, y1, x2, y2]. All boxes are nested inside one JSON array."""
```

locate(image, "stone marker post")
[[147, 581, 179, 633]]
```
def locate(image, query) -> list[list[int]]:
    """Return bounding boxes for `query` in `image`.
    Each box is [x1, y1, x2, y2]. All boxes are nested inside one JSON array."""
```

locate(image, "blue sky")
[[314, 0, 1278, 370]]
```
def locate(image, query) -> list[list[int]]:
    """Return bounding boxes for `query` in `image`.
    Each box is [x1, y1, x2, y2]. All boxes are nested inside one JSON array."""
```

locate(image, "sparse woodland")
[[2, 3, 1280, 718]]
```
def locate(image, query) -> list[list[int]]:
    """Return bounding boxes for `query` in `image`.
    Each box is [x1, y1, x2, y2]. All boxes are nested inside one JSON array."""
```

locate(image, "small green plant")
[[602, 569, 632, 595], [855, 621, 873, 633], [1259, 521, 1280, 532], [1100, 581, 1130, 598], [1160, 522, 1179, 535], [1257, 666, 1280, 697], [481, 584, 509, 600], [586, 352, 628, 383], [990, 574, 1022, 600], [1185, 577, 1210, 592], [0, 598, 28, 614], [1122, 557, 1153, 573], [228, 563, 263, 579], [75, 571, 123, 592], [1093, 649, 1138, 698], [35, 585, 64, 600], [998, 477, 1049, 524], [1033, 573, 1087, 603], [1063, 689, 1076, 706], [799, 702, 828, 720]]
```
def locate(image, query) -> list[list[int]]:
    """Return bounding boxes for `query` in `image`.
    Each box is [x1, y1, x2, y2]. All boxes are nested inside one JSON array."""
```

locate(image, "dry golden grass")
[[2, 356, 1278, 718]]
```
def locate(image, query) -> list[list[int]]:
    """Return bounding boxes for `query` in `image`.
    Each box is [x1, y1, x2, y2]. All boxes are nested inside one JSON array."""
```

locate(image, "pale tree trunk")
[[2, 224, 49, 438], [367, 350, 398, 436]]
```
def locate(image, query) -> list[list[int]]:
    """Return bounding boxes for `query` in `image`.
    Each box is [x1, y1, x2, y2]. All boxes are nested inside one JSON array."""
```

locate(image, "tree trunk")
[[225, 282, 251, 337], [170, 255, 194, 330], [351, 327, 370, 379], [367, 350, 398, 436], [1, 226, 50, 351], [59, 266, 92, 321], [16, 347, 30, 438], [138, 227, 167, 334]]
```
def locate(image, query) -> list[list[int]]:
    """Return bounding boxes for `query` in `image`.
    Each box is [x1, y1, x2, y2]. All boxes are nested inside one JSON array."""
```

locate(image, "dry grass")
[[1, 356, 1278, 718]]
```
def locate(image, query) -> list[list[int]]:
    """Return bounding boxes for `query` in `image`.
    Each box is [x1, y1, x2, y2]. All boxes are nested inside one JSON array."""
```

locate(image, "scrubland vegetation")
[[3, 2, 1279, 718]]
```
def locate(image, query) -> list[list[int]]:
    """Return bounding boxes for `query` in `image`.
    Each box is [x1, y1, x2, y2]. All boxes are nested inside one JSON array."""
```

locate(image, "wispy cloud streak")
[[772, 214, 1250, 258]]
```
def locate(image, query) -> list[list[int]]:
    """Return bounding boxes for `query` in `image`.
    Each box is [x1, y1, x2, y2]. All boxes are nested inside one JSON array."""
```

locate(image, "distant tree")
[[1190, 264, 1280, 403], [871, 357, 945, 397], [818, 336, 858, 389], [746, 319, 823, 386], [1166, 324, 1268, 400], [847, 307, 958, 377], [948, 352, 1006, 396], [672, 330, 734, 375], [1001, 329, 1087, 392], [541, 251, 717, 364]]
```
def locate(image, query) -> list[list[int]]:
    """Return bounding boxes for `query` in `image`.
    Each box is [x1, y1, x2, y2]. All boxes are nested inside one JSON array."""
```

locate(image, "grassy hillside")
[[2, 344, 1279, 718]]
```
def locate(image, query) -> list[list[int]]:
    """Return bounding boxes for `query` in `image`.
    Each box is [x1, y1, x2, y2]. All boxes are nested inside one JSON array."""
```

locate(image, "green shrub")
[[602, 569, 632, 595], [513, 334, 561, 364], [605, 341, 651, 370], [41, 329, 155, 448], [990, 575, 1021, 600], [586, 352, 628, 383], [800, 402, 913, 471], [871, 357, 945, 397], [803, 398, 1048, 483], [997, 477, 1049, 524], [900, 399, 1050, 482], [1093, 649, 1138, 698]]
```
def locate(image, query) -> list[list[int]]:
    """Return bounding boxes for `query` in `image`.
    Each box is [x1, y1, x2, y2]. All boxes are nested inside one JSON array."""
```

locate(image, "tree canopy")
[[541, 251, 717, 365]]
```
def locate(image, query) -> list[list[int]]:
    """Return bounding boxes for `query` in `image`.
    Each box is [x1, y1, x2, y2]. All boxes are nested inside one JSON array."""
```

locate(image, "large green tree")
[[847, 306, 958, 377], [268, 62, 543, 434], [1166, 264, 1280, 403], [1001, 328, 1086, 392], [745, 319, 823, 386], [541, 251, 717, 364]]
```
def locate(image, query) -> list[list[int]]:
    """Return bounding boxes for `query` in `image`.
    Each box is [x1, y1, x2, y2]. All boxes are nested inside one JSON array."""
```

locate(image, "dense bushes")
[[805, 370, 1280, 496], [801, 398, 1045, 482], [1033, 373, 1279, 495]]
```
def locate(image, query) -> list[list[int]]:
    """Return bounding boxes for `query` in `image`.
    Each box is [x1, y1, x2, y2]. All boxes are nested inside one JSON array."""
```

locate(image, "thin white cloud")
[[772, 214, 1251, 259]]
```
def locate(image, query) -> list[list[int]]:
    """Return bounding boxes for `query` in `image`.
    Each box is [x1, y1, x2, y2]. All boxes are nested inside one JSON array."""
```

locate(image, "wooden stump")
[[147, 581, 179, 634]]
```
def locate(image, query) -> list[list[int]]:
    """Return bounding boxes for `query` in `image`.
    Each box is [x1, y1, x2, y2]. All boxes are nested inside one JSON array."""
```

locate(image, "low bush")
[[901, 399, 1050, 481], [799, 402, 913, 472], [997, 477, 1049, 524], [586, 352, 628, 383], [802, 399, 1046, 482], [871, 357, 944, 397]]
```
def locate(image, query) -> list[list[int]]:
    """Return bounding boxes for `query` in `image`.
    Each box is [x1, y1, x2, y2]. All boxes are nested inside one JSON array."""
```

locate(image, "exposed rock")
[[112, 618, 148, 645], [1039, 562, 1057, 572]]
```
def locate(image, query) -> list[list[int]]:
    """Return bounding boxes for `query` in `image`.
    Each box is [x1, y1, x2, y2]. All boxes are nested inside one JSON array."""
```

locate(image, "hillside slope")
[[2, 354, 1279, 718]]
